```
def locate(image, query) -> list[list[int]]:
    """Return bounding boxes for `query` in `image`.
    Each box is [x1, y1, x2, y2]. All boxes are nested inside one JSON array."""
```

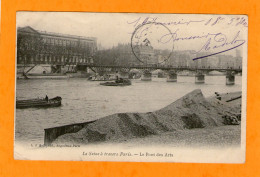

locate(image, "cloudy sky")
[[17, 12, 247, 56]]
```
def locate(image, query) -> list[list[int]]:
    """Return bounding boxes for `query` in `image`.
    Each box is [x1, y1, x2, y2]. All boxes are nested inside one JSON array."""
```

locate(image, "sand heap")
[[54, 89, 239, 144]]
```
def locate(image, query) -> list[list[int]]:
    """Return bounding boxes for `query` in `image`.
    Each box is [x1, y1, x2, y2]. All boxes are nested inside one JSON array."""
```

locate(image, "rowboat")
[[16, 96, 62, 109]]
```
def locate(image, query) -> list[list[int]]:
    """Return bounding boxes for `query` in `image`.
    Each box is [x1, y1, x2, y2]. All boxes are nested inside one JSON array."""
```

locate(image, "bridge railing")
[[18, 61, 242, 72], [77, 63, 242, 71]]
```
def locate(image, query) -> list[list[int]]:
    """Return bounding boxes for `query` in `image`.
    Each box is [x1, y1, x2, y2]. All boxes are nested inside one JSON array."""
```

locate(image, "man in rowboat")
[[45, 95, 49, 102]]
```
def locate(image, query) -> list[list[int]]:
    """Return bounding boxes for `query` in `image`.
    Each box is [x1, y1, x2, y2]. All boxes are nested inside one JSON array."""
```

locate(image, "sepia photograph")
[[14, 12, 247, 163]]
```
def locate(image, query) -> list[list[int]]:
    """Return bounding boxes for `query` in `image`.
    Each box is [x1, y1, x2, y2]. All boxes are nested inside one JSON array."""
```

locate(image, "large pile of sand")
[[54, 89, 241, 144]]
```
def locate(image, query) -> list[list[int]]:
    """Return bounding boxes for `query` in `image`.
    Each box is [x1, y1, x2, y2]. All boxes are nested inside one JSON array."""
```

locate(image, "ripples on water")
[[15, 76, 242, 145]]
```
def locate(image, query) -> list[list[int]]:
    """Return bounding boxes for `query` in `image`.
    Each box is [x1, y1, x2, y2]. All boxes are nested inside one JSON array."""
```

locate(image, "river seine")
[[15, 76, 242, 145]]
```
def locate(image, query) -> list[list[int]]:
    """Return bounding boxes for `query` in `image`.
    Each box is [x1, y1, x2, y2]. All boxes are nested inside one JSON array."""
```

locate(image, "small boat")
[[100, 79, 131, 86], [16, 96, 62, 109]]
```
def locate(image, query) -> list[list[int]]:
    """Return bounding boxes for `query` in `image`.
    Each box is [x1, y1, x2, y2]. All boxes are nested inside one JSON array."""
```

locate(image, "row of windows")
[[18, 55, 92, 63], [42, 37, 94, 47], [19, 42, 95, 53], [19, 33, 96, 47]]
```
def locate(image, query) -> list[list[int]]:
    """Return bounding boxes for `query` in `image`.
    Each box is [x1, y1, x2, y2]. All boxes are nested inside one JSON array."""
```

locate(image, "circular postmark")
[[131, 22, 174, 64]]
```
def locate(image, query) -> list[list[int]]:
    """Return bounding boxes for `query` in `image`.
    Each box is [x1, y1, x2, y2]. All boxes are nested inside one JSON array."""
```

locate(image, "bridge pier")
[[166, 71, 177, 82], [226, 73, 235, 85], [195, 74, 205, 84], [141, 70, 152, 81]]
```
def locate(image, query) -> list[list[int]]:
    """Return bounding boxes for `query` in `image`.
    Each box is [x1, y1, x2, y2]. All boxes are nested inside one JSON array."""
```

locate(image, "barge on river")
[[16, 96, 62, 109], [100, 79, 131, 86]]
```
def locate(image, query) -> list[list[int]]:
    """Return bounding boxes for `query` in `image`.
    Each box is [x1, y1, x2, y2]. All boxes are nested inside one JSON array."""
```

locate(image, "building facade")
[[134, 45, 157, 65], [17, 26, 97, 65], [165, 50, 242, 69]]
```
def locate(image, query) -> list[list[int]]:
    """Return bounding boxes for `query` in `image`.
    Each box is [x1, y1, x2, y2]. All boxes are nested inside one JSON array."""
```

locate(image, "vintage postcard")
[[14, 12, 247, 163]]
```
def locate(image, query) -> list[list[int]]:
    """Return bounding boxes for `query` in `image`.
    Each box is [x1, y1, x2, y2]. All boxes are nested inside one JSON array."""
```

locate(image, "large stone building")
[[17, 26, 97, 65], [115, 43, 138, 65], [165, 50, 242, 69], [133, 45, 157, 65], [166, 50, 196, 67]]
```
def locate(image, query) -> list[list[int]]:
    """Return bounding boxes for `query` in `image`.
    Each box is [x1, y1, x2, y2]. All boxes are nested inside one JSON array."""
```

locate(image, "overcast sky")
[[17, 12, 247, 56]]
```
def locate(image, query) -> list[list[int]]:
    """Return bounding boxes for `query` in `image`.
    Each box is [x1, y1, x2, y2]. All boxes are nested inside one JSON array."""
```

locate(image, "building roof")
[[18, 26, 40, 34], [17, 26, 97, 42]]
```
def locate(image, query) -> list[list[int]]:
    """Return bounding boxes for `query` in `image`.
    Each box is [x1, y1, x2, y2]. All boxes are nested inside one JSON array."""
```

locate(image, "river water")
[[15, 76, 242, 145]]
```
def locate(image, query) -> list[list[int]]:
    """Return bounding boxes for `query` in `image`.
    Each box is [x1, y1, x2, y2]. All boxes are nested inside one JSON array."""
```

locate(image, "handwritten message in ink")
[[127, 15, 247, 61]]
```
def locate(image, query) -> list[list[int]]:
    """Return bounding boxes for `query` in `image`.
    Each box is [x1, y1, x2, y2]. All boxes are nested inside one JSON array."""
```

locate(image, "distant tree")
[[94, 49, 119, 65], [93, 44, 138, 65]]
